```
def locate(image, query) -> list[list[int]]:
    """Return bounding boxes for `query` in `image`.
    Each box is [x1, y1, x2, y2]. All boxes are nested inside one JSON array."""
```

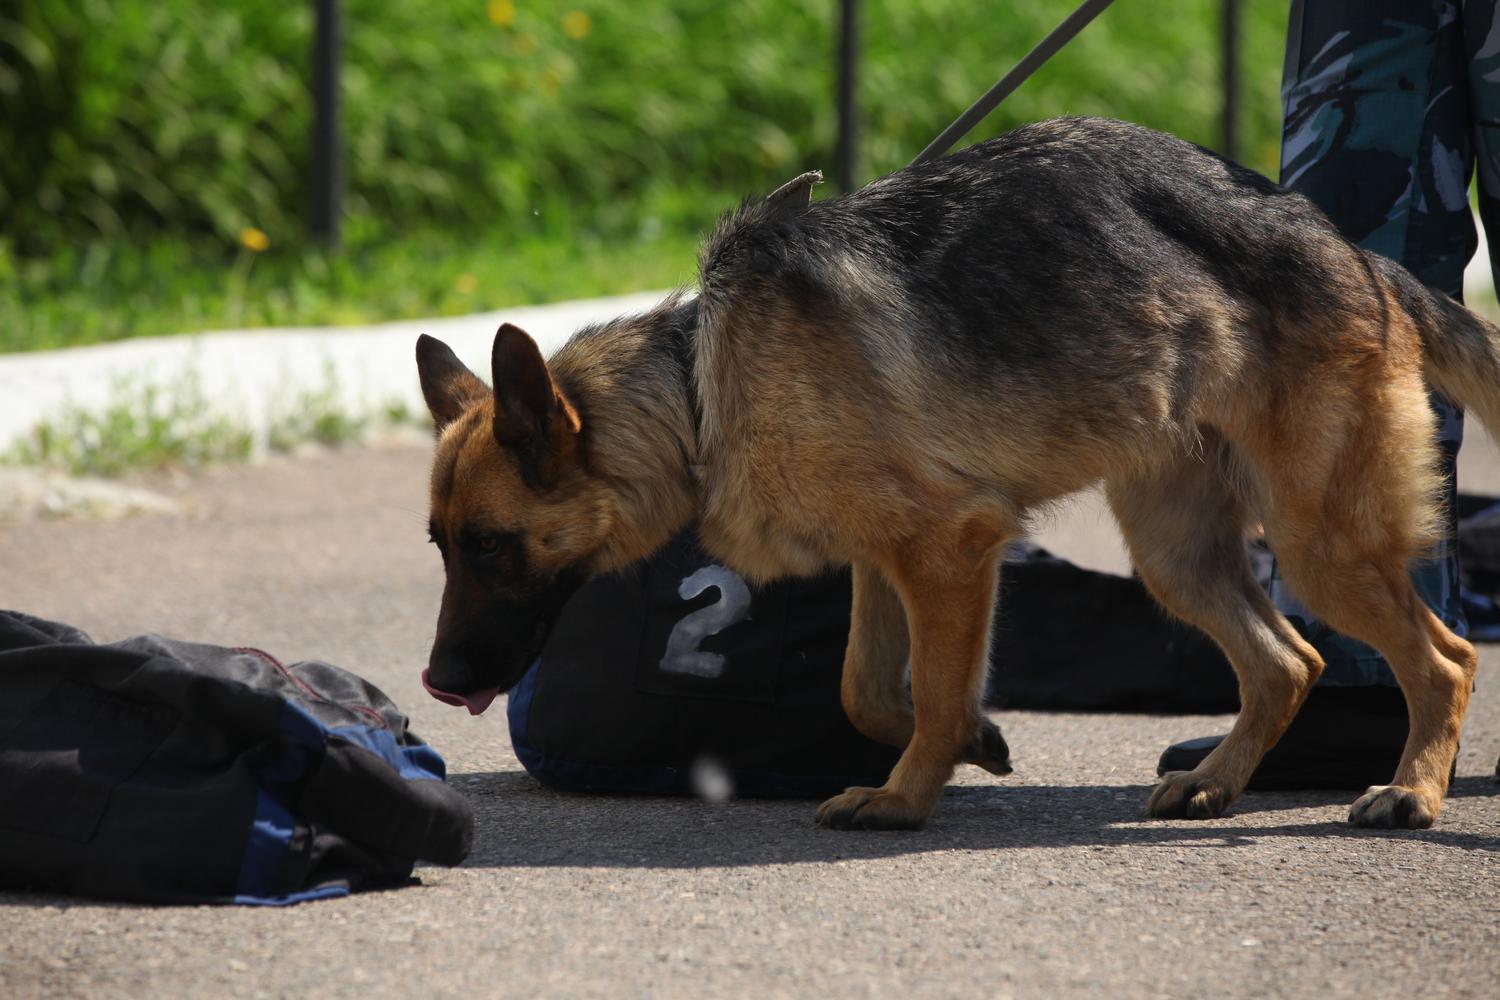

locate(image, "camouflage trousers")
[[1273, 0, 1500, 684]]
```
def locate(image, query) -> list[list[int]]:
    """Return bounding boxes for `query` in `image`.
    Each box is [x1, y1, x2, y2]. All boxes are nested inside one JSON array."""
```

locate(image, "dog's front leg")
[[839, 563, 1012, 777], [840, 563, 915, 747], [818, 548, 1003, 830]]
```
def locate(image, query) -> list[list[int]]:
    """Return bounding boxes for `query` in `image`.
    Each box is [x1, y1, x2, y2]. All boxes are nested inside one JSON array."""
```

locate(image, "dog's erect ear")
[[765, 170, 823, 214], [491, 323, 582, 490], [416, 334, 489, 433]]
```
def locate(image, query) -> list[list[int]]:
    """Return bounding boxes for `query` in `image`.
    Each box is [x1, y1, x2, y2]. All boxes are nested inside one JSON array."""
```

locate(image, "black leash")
[[910, 0, 1118, 166]]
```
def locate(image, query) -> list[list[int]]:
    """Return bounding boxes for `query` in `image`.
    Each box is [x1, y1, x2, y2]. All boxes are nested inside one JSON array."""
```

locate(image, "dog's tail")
[[1372, 250, 1500, 435]]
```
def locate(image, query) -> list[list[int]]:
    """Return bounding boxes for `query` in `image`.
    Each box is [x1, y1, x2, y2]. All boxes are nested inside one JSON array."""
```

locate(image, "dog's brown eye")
[[461, 528, 523, 569]]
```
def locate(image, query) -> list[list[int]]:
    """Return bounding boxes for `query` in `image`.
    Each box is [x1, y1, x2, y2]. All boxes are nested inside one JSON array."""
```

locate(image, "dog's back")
[[691, 117, 1395, 567]]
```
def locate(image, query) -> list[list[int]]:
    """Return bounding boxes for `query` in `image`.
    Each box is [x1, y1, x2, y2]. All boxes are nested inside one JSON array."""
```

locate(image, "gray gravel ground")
[[1, 443, 1497, 1000]]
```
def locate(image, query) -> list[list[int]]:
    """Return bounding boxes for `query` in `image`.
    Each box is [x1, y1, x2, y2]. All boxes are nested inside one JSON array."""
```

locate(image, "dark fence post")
[[311, 0, 343, 246], [835, 0, 860, 193], [1221, 0, 1241, 161]]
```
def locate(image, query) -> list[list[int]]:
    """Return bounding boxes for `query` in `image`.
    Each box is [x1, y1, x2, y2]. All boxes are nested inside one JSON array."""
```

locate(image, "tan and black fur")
[[417, 117, 1494, 831]]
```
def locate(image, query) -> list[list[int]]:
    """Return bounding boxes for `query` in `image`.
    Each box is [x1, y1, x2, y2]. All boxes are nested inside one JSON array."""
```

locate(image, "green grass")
[[264, 360, 383, 453], [0, 207, 705, 353], [4, 373, 254, 476]]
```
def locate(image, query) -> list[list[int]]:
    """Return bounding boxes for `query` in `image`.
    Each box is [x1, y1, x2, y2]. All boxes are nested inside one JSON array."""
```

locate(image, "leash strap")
[[910, 0, 1119, 166]]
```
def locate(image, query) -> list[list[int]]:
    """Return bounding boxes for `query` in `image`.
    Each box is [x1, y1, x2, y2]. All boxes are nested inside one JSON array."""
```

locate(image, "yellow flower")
[[487, 0, 515, 27], [454, 273, 478, 295], [562, 10, 590, 39], [239, 227, 269, 253]]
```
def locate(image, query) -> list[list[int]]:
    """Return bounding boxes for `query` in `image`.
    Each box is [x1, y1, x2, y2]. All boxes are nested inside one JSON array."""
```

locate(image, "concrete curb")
[[0, 290, 671, 453]]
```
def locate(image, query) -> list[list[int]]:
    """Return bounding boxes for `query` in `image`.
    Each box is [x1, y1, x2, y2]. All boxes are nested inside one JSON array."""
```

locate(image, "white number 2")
[[659, 565, 753, 678]]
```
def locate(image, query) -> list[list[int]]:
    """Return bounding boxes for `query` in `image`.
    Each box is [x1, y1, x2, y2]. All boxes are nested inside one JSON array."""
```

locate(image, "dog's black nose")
[[426, 639, 489, 695]]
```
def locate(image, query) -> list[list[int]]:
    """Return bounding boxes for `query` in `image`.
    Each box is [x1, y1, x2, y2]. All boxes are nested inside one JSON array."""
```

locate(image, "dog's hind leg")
[[818, 525, 1008, 830], [1252, 387, 1476, 828], [1267, 525, 1474, 828], [1106, 444, 1326, 819], [840, 563, 1011, 775]]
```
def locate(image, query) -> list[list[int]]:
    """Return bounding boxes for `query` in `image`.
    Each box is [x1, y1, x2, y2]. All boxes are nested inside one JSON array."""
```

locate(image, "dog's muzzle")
[[423, 569, 583, 714], [421, 669, 502, 716]]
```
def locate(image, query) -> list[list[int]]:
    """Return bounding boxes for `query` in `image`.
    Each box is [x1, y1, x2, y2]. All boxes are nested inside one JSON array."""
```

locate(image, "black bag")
[[1458, 492, 1500, 640], [0, 611, 471, 905], [506, 534, 1243, 800], [987, 547, 1240, 713]]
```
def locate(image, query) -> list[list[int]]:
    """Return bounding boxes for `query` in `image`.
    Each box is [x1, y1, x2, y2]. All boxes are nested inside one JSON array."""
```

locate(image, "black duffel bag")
[[505, 532, 1239, 800]]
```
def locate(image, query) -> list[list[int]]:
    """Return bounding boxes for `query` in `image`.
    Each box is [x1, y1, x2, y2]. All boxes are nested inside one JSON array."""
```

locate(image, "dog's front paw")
[[816, 786, 928, 830], [964, 719, 1012, 775], [1349, 785, 1438, 829], [1148, 770, 1236, 819]]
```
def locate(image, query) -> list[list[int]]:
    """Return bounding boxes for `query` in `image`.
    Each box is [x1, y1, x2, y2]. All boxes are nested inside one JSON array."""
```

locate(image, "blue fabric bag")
[[0, 611, 471, 905]]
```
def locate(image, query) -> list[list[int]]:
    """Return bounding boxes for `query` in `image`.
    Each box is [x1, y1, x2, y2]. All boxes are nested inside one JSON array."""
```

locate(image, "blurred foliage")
[[1, 0, 311, 250], [1, 0, 1289, 252], [0, 2, 1289, 351]]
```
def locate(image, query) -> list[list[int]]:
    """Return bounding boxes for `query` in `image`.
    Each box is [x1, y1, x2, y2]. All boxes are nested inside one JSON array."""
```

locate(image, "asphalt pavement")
[[1, 442, 1497, 999]]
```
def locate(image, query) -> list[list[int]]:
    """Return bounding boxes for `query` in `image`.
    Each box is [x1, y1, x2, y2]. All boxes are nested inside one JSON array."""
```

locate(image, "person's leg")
[[1468, 0, 1500, 277], [1464, 0, 1500, 780], [1161, 0, 1474, 788], [1276, 0, 1469, 676]]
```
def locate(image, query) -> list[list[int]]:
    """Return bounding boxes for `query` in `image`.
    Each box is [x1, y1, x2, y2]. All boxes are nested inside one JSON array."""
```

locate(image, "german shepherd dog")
[[416, 117, 1491, 831]]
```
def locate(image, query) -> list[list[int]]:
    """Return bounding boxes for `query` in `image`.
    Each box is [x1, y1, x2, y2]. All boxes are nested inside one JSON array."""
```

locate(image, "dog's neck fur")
[[549, 294, 703, 574]]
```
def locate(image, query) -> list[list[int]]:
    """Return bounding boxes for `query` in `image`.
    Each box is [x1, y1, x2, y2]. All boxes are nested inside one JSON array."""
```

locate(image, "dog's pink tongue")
[[422, 668, 501, 716]]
